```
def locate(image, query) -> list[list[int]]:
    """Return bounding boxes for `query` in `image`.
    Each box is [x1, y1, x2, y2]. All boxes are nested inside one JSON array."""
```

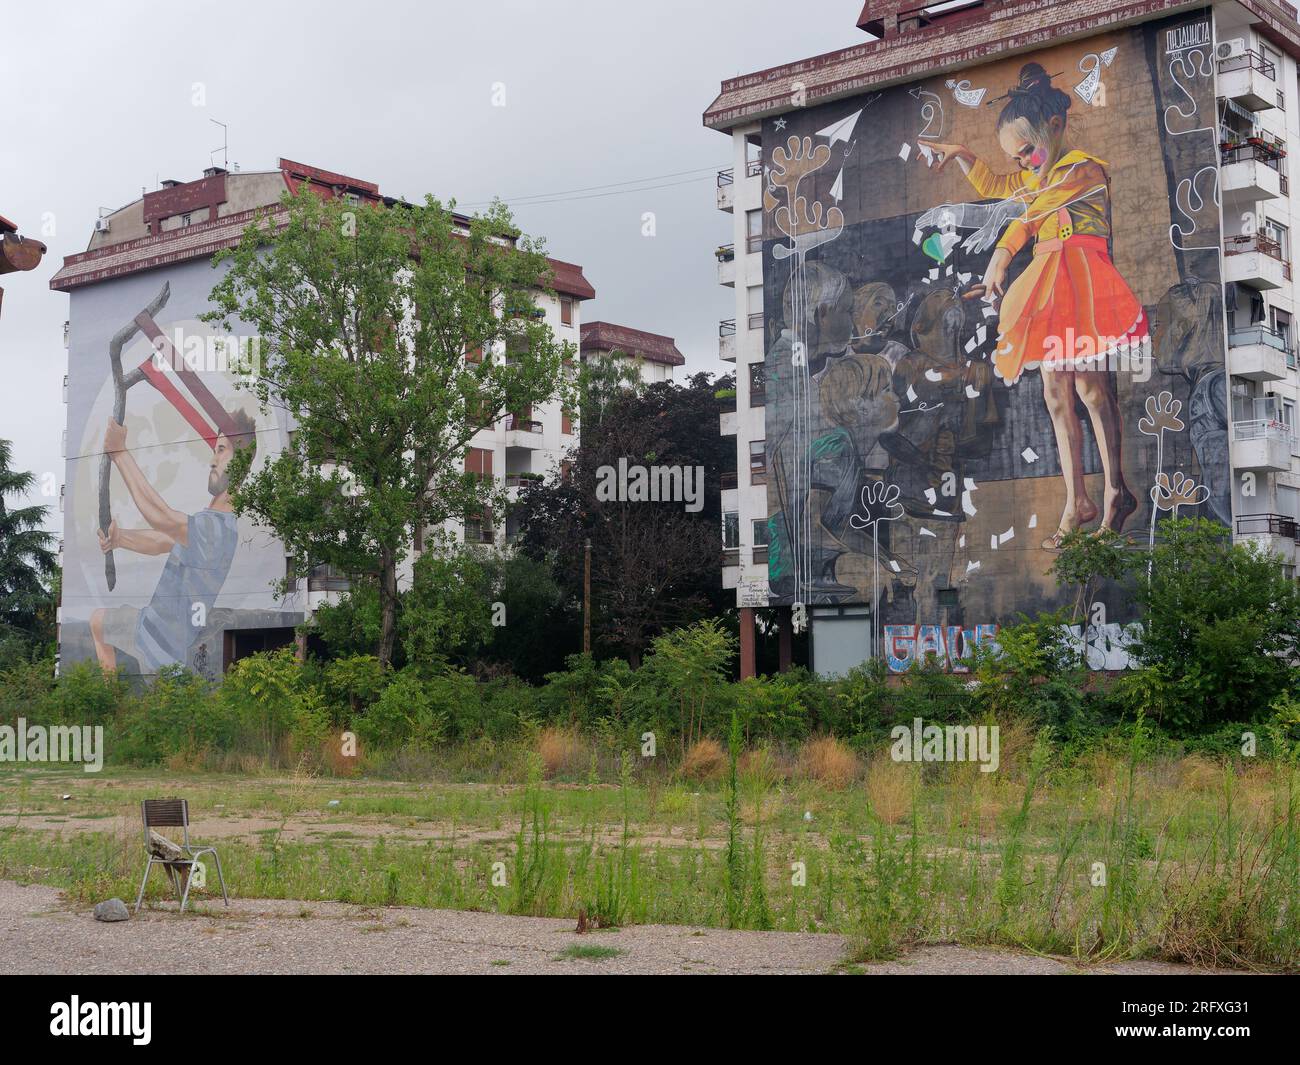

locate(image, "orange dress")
[[964, 149, 1147, 384]]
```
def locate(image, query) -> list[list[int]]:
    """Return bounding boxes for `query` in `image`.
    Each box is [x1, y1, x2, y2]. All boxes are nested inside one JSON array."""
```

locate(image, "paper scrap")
[[1021, 447, 1038, 463], [966, 560, 981, 574], [1028, 513, 1038, 529], [920, 526, 936, 538], [889, 560, 901, 572], [924, 487, 937, 504], [999, 527, 1015, 545], [925, 368, 943, 382], [907, 385, 919, 402], [898, 142, 912, 161], [965, 384, 981, 399]]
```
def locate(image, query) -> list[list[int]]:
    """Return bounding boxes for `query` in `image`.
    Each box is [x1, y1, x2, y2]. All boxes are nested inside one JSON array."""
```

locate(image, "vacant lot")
[[0, 756, 1295, 972]]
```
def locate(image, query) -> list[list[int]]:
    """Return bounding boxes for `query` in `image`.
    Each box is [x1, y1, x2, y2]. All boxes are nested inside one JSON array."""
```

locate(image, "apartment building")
[[579, 320, 684, 384], [49, 158, 593, 678], [707, 0, 1300, 677]]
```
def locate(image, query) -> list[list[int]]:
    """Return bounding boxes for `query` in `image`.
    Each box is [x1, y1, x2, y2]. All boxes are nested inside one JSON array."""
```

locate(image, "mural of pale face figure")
[[927, 61, 1143, 547]]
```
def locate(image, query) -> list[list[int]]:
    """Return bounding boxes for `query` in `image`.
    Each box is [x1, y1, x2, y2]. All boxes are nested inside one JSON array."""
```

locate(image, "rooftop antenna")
[[210, 119, 229, 169]]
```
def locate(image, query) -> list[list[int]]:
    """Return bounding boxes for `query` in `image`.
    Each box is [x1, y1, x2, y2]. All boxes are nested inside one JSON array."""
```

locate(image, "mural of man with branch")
[[89, 409, 257, 672]]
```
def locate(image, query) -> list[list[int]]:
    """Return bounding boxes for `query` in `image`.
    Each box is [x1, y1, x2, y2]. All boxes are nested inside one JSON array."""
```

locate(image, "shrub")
[[354, 669, 449, 750], [536, 726, 588, 779], [865, 752, 911, 824], [681, 737, 726, 782], [39, 660, 128, 726], [797, 735, 859, 789]]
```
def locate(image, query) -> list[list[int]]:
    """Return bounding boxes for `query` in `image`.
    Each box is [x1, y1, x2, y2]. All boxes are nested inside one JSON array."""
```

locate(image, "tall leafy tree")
[[0, 439, 58, 656], [207, 186, 574, 668], [514, 372, 730, 666]]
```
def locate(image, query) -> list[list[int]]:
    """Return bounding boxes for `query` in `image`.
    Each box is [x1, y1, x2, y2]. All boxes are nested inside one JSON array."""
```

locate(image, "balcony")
[[1219, 49, 1278, 110], [1224, 233, 1290, 290], [1220, 144, 1284, 203], [504, 413, 544, 449], [1231, 418, 1295, 472], [720, 470, 738, 489], [717, 168, 734, 212], [719, 318, 736, 362], [1235, 512, 1299, 563], [716, 243, 735, 287], [1228, 325, 1292, 381]]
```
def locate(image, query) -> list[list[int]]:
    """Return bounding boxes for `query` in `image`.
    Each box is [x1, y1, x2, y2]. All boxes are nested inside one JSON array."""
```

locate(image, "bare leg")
[[89, 609, 116, 671], [1041, 368, 1097, 548], [1074, 369, 1137, 533]]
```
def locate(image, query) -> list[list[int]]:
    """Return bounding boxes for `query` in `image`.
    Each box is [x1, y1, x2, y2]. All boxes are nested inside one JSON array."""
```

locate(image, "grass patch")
[[557, 944, 623, 961]]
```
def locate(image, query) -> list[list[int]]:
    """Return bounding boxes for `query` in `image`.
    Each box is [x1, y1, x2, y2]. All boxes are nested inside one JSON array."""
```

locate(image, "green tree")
[[400, 536, 495, 669], [0, 439, 58, 660], [1129, 517, 1300, 732], [207, 185, 574, 668], [514, 372, 731, 665]]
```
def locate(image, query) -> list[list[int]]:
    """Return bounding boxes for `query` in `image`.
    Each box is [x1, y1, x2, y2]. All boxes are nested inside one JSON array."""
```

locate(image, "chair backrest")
[[142, 798, 189, 830]]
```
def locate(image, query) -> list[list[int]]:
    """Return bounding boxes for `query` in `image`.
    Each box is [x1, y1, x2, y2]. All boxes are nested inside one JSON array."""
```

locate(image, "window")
[[749, 440, 767, 485], [560, 296, 574, 327], [561, 411, 573, 435], [1283, 399, 1296, 437], [746, 209, 762, 254], [747, 285, 764, 331], [1263, 217, 1290, 259], [466, 345, 483, 363], [749, 362, 766, 406], [464, 512, 494, 544], [751, 518, 770, 564], [1272, 307, 1292, 351], [723, 511, 740, 551]]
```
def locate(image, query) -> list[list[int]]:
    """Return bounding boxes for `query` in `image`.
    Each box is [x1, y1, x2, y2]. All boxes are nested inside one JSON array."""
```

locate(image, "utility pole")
[[583, 538, 592, 654]]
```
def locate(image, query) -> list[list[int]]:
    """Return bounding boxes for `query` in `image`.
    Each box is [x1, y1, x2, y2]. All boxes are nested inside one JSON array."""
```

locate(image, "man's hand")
[[104, 419, 127, 458], [97, 519, 119, 553]]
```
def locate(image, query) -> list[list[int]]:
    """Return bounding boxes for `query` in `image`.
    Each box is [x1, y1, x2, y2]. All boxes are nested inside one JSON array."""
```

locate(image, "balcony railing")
[[715, 243, 735, 262], [720, 470, 738, 490], [1230, 323, 1293, 355], [505, 415, 543, 434], [719, 318, 737, 337], [1220, 143, 1286, 170], [1225, 233, 1292, 278], [746, 235, 763, 254], [1236, 512, 1300, 541], [717, 168, 734, 187], [1233, 418, 1296, 445], [747, 312, 764, 331], [745, 158, 763, 178], [1219, 47, 1277, 81]]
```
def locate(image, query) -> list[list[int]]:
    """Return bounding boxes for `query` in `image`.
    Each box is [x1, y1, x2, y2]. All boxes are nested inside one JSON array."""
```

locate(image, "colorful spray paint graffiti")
[[762, 14, 1225, 671]]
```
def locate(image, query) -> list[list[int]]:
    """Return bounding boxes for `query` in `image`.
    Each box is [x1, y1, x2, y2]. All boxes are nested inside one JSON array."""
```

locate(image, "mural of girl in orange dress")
[[927, 63, 1143, 547]]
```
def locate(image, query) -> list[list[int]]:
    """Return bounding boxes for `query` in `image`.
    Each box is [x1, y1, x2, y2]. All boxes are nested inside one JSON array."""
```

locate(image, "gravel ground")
[[0, 880, 1237, 975]]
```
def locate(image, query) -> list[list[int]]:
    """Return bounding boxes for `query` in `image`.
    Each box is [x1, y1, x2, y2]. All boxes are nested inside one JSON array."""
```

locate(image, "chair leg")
[[211, 850, 229, 906], [134, 857, 154, 914], [179, 861, 194, 913]]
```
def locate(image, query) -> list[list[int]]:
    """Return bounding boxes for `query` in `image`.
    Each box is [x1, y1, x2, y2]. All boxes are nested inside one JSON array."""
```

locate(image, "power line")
[[458, 165, 723, 209]]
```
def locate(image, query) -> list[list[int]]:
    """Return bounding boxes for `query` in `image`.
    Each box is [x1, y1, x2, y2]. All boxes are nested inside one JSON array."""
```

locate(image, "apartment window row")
[[722, 512, 770, 563]]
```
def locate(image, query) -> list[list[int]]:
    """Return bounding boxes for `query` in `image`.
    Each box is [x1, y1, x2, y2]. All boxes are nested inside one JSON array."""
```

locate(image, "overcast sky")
[[0, 0, 859, 535]]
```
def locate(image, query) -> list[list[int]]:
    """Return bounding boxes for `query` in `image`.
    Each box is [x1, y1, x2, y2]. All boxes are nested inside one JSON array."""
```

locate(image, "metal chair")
[[134, 798, 228, 914]]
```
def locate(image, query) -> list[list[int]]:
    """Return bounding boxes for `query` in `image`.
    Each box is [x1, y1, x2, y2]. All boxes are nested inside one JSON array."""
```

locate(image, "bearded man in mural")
[[926, 62, 1144, 549], [88, 410, 257, 672]]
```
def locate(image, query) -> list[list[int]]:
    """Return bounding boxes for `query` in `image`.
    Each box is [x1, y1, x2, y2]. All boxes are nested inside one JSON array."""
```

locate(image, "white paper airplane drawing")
[[817, 109, 862, 146]]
